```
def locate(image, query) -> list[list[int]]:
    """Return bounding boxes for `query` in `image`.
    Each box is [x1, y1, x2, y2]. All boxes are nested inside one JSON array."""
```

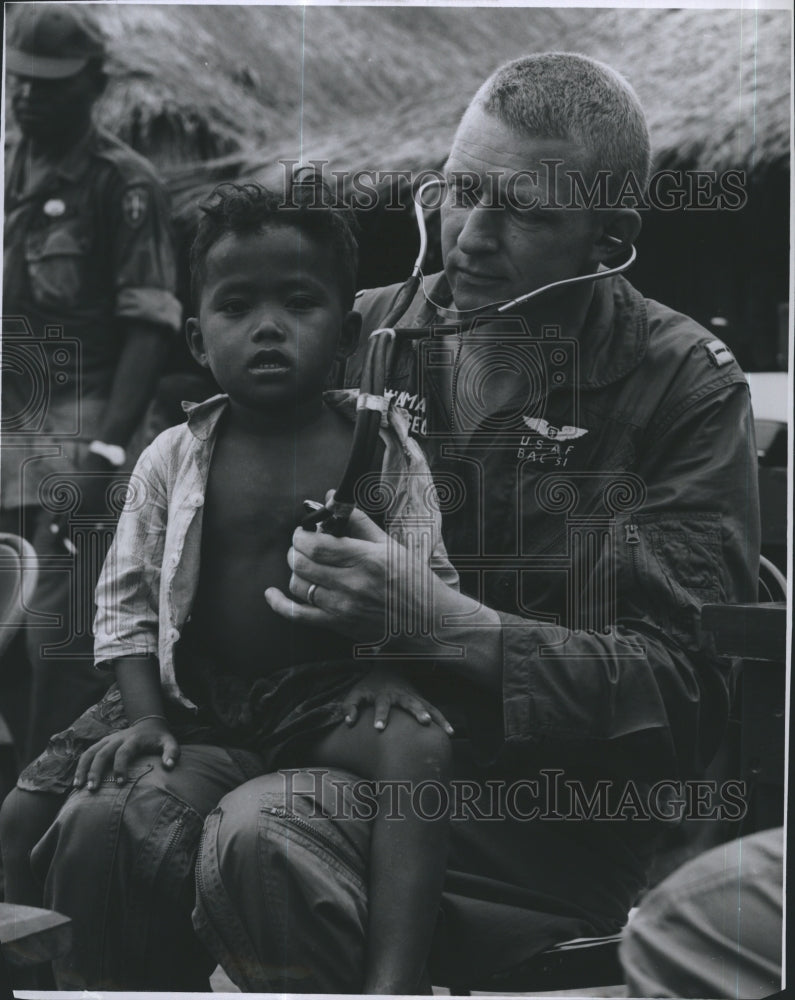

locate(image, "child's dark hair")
[[189, 172, 359, 310]]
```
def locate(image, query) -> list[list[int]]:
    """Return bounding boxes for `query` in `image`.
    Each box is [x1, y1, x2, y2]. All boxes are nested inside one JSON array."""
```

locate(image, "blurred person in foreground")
[[620, 825, 783, 999], [1, 4, 181, 762], [17, 53, 764, 992]]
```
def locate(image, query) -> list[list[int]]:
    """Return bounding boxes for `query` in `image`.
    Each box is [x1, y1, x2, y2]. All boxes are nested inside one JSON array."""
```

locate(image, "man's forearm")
[[97, 322, 170, 447], [415, 576, 504, 693]]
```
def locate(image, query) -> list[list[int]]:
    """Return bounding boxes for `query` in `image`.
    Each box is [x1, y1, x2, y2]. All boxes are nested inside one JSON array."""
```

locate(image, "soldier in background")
[[1, 4, 181, 763]]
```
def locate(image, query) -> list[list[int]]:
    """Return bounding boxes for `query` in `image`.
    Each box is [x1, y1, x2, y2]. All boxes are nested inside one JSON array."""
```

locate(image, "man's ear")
[[186, 317, 210, 369], [338, 310, 362, 360], [591, 208, 642, 268]]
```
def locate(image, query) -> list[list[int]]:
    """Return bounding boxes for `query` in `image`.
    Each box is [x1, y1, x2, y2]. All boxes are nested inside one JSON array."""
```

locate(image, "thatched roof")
[[5, 5, 789, 193], [86, 5, 603, 168], [608, 7, 791, 175], [241, 5, 791, 190]]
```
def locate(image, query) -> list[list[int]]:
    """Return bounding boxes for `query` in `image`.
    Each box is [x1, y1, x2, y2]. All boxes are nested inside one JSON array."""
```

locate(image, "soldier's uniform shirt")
[[1, 124, 181, 510]]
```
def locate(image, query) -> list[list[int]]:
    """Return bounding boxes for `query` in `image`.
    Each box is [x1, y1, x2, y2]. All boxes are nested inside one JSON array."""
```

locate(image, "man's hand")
[[343, 667, 454, 734], [265, 494, 433, 645], [267, 492, 504, 691], [73, 718, 180, 791]]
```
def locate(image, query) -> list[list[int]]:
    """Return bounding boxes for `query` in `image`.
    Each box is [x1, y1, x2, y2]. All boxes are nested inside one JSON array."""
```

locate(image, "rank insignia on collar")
[[522, 416, 589, 440], [43, 198, 66, 217], [122, 186, 149, 227], [705, 339, 734, 367]]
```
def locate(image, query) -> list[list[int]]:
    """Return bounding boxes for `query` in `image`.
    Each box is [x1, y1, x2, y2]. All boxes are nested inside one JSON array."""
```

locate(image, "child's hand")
[[343, 669, 454, 735], [73, 717, 180, 792]]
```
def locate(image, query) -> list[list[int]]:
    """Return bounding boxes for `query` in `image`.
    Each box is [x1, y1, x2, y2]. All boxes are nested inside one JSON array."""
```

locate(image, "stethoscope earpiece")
[[409, 180, 637, 319]]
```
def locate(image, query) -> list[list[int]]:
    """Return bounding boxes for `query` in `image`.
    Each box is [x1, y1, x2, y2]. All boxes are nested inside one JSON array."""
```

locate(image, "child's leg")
[[307, 709, 453, 994], [0, 787, 64, 905]]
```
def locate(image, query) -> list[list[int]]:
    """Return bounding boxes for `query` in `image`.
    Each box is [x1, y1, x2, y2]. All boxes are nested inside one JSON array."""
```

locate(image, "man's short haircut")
[[189, 173, 359, 309], [472, 52, 651, 195]]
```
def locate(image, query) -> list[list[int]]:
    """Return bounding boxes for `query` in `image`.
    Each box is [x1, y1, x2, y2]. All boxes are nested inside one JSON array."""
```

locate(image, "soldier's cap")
[[6, 5, 106, 80]]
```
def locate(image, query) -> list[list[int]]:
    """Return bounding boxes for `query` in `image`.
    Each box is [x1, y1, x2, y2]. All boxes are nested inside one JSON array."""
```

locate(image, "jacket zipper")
[[625, 521, 640, 579], [161, 814, 184, 870]]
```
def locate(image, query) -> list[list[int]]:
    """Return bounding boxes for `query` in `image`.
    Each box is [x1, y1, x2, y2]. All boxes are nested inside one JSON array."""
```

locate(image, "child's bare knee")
[[375, 711, 453, 780], [0, 788, 60, 861]]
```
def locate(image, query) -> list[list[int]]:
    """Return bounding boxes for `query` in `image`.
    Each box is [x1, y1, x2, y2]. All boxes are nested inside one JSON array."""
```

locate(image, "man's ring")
[[307, 583, 318, 606]]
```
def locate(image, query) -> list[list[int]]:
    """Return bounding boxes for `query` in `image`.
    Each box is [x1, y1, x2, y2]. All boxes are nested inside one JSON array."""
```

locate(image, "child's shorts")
[[17, 654, 370, 796]]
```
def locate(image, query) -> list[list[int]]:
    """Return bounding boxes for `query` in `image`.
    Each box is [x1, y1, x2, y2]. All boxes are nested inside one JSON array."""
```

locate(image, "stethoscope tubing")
[[301, 177, 637, 534]]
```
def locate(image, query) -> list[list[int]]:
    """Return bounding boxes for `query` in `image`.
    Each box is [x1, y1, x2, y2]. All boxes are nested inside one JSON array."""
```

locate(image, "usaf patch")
[[121, 186, 150, 228], [705, 339, 734, 367], [522, 416, 589, 440]]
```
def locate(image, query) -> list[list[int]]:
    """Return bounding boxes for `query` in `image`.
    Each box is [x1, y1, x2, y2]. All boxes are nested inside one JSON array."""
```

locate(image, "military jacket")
[[347, 273, 760, 781]]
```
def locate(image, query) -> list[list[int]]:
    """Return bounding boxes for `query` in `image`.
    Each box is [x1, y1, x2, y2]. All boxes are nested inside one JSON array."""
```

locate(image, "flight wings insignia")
[[521, 416, 589, 440]]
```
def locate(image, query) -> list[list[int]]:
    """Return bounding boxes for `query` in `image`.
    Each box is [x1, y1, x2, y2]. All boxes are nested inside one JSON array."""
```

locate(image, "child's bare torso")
[[189, 404, 356, 678]]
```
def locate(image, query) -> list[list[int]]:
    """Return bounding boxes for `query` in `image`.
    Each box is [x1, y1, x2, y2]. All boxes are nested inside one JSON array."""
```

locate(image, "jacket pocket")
[[617, 511, 722, 651], [25, 223, 89, 310]]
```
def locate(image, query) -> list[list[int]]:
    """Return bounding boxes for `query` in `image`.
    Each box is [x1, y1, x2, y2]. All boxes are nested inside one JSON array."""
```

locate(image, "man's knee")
[[204, 767, 371, 888], [113, 745, 263, 816], [29, 764, 160, 887], [194, 770, 370, 992], [30, 747, 256, 888]]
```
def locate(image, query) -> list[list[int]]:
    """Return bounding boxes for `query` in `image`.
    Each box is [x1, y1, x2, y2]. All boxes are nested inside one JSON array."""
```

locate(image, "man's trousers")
[[32, 750, 651, 991]]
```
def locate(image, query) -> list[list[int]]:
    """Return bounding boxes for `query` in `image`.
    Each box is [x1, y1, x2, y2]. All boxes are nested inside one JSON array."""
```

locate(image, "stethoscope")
[[301, 177, 637, 535], [407, 178, 636, 318]]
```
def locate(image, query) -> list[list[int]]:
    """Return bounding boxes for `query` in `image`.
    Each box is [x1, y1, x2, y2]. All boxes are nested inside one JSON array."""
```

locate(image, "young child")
[[1, 179, 457, 994]]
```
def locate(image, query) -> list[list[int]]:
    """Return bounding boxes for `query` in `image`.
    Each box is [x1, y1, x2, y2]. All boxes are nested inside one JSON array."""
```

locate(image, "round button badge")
[[43, 199, 66, 217]]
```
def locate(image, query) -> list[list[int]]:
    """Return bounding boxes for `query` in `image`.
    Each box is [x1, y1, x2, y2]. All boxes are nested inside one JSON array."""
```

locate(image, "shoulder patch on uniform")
[[704, 339, 734, 367], [121, 185, 150, 228]]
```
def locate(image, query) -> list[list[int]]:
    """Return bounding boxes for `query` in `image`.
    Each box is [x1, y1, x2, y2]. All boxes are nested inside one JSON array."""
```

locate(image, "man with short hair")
[[31, 53, 760, 992], [197, 52, 761, 990], [1, 4, 181, 761]]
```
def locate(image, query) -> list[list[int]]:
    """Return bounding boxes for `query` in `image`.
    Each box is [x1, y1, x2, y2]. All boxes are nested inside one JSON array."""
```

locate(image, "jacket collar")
[[53, 125, 97, 182], [411, 272, 649, 390], [14, 124, 97, 187], [575, 274, 650, 388]]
